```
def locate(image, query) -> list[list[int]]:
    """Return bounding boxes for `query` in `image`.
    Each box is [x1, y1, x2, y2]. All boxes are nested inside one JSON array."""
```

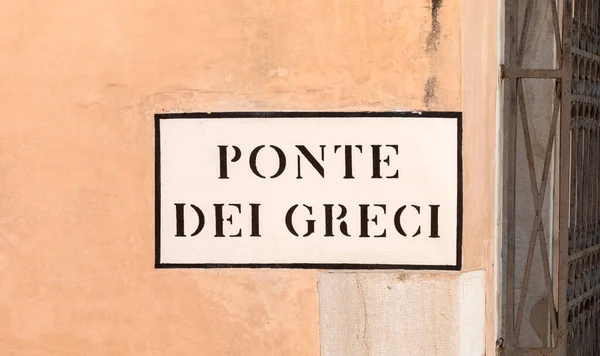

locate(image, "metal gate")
[[502, 0, 600, 354], [566, 1, 600, 353]]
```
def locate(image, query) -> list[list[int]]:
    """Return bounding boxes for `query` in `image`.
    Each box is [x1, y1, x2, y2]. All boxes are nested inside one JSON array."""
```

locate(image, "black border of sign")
[[154, 111, 463, 271]]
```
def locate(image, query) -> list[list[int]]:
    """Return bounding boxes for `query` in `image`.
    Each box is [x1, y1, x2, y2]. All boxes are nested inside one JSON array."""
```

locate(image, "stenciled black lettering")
[[394, 205, 421, 237], [249, 145, 287, 179], [174, 203, 205, 237], [250, 203, 261, 237], [218, 145, 241, 179], [334, 145, 363, 179], [296, 145, 325, 179], [429, 204, 440, 238], [324, 204, 350, 237], [285, 204, 315, 237], [359, 204, 387, 237], [175, 203, 186, 237], [371, 145, 399, 179], [214, 203, 242, 237]]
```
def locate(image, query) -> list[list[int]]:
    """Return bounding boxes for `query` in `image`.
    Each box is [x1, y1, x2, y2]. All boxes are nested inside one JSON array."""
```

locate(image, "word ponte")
[[156, 112, 462, 270]]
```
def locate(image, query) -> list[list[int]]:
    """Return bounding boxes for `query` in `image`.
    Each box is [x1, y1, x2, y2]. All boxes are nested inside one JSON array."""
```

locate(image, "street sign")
[[155, 112, 462, 269]]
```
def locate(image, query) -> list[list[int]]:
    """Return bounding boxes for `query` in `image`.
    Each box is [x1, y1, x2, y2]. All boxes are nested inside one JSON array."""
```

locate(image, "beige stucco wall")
[[0, 0, 498, 355], [462, 1, 500, 354]]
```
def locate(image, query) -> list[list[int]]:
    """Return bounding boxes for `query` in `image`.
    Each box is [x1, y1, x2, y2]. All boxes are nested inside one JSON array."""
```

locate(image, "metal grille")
[[567, 1, 600, 354], [502, 0, 570, 354], [503, 0, 600, 354]]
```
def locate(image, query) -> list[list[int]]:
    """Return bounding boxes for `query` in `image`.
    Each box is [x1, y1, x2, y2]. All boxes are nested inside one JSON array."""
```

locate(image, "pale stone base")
[[319, 270, 485, 356]]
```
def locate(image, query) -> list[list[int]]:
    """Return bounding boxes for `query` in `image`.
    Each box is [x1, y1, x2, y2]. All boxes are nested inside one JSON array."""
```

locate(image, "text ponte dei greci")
[[173, 144, 442, 239]]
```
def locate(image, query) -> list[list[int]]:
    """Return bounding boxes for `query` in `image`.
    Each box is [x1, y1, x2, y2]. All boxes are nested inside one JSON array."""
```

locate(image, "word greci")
[[174, 203, 441, 238], [218, 144, 401, 179]]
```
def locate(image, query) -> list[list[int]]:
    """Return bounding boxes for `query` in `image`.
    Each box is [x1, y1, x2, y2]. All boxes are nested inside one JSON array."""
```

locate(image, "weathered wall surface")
[[0, 0, 497, 355], [462, 0, 500, 354], [319, 271, 485, 356]]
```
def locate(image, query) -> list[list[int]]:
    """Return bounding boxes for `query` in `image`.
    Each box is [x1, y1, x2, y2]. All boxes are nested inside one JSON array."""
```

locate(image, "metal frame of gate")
[[502, 0, 600, 354]]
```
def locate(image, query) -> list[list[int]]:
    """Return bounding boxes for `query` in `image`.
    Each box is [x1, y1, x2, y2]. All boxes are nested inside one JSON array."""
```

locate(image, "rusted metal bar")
[[568, 242, 600, 261], [576, 105, 584, 253], [504, 0, 519, 352], [556, 0, 573, 354], [500, 68, 564, 79], [515, 68, 563, 78], [572, 46, 600, 62], [567, 283, 600, 308]]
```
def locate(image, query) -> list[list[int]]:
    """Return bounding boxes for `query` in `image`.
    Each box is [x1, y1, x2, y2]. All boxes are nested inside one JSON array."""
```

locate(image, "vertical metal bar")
[[581, 109, 586, 257], [557, 0, 573, 354], [505, 0, 519, 352], [570, 113, 579, 256], [554, 0, 567, 342], [596, 109, 600, 248], [584, 109, 591, 251], [596, 114, 600, 356], [592, 110, 600, 244], [576, 116, 582, 256], [591, 111, 600, 248], [575, 0, 581, 48], [592, 110, 595, 251]]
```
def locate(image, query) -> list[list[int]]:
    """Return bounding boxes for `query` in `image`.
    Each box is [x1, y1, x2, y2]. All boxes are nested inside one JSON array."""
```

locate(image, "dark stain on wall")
[[423, 76, 437, 109], [426, 0, 442, 53]]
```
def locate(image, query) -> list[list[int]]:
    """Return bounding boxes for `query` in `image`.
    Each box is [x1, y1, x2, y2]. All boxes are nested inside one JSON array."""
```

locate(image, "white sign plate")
[[156, 112, 462, 270]]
